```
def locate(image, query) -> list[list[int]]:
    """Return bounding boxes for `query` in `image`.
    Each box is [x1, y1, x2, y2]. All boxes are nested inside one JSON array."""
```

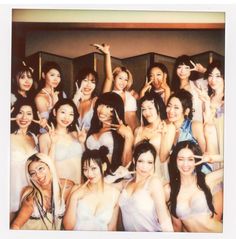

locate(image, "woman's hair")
[[147, 62, 170, 88], [204, 60, 225, 96], [24, 153, 62, 229], [139, 91, 167, 124], [87, 92, 125, 171], [37, 61, 65, 98], [12, 60, 36, 99], [81, 146, 112, 183], [171, 55, 201, 92], [131, 139, 157, 171], [112, 66, 133, 91], [168, 141, 216, 218], [48, 98, 79, 132], [167, 89, 193, 120], [11, 98, 40, 135], [74, 67, 98, 98]]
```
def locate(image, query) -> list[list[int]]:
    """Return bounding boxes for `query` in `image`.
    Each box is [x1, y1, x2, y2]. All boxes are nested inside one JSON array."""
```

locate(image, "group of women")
[[10, 43, 224, 233]]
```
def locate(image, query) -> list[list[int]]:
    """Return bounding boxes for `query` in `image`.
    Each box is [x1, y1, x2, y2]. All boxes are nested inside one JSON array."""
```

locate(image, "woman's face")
[[208, 67, 224, 91], [114, 71, 128, 91], [177, 147, 195, 176], [44, 68, 61, 89], [28, 161, 51, 186], [83, 160, 102, 184], [97, 104, 113, 123], [55, 104, 74, 128], [17, 71, 33, 92], [80, 73, 96, 96], [135, 151, 155, 177], [141, 100, 159, 124], [16, 105, 33, 129], [176, 64, 191, 80], [149, 67, 165, 90], [166, 97, 184, 123]]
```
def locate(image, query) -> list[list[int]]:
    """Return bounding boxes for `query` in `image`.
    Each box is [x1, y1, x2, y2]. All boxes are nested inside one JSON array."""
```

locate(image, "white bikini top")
[[86, 131, 114, 156], [119, 178, 161, 232], [54, 139, 83, 162], [176, 190, 211, 220]]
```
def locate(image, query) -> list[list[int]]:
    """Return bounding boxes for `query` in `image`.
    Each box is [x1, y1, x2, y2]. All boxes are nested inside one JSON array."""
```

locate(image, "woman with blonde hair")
[[11, 153, 73, 230], [92, 43, 138, 131]]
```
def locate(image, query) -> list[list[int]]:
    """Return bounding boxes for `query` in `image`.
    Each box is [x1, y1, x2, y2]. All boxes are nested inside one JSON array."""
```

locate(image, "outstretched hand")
[[91, 43, 110, 55], [75, 124, 87, 144], [46, 122, 57, 144], [190, 60, 207, 73], [32, 111, 48, 128], [194, 154, 223, 166]]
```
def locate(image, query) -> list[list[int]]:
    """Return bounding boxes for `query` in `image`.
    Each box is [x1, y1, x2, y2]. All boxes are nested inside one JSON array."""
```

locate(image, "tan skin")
[[92, 43, 138, 132], [11, 161, 73, 229], [139, 67, 170, 105], [164, 148, 223, 232], [63, 159, 120, 231]]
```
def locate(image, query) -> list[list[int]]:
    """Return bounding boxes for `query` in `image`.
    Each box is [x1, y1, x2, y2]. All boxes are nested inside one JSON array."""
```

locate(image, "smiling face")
[[80, 73, 96, 96], [141, 100, 159, 124], [43, 68, 61, 89], [16, 105, 33, 130], [166, 97, 185, 123], [28, 161, 51, 186], [82, 159, 102, 184], [149, 67, 166, 90], [17, 71, 33, 93], [208, 67, 224, 91], [176, 64, 191, 81], [113, 71, 129, 91], [177, 147, 195, 176], [55, 104, 74, 128], [97, 104, 113, 123], [135, 151, 155, 177]]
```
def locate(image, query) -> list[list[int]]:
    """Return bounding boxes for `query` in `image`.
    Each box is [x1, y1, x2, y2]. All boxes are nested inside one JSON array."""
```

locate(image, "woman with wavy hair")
[[11, 153, 73, 230], [10, 99, 40, 220], [166, 140, 223, 232]]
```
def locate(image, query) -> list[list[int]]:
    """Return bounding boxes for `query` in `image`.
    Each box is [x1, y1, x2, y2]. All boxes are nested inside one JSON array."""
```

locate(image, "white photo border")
[[1, 2, 236, 239]]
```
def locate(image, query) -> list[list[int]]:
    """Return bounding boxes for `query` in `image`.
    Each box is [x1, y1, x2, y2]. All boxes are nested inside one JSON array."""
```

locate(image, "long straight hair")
[[24, 153, 63, 229], [168, 141, 216, 218]]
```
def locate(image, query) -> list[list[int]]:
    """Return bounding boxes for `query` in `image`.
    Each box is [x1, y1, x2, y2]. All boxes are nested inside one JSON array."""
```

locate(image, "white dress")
[[119, 178, 162, 232]]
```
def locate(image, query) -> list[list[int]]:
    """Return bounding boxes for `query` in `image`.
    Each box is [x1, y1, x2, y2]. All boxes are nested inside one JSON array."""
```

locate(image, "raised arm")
[[159, 123, 176, 163], [192, 121, 206, 153], [92, 43, 113, 93]]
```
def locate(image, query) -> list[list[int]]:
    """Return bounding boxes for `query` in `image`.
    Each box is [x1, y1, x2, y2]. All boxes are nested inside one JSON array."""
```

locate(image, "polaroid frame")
[[0, 2, 236, 239]]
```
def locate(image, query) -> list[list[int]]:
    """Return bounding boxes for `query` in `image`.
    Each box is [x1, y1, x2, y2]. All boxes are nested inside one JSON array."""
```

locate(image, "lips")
[[62, 120, 70, 125], [19, 120, 29, 125]]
